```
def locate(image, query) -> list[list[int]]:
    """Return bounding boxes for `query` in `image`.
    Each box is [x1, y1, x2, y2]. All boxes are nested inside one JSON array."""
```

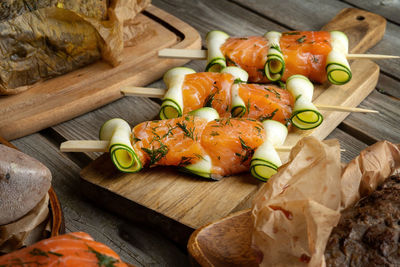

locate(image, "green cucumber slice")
[[182, 155, 212, 178], [230, 84, 246, 117], [188, 107, 220, 122], [286, 75, 323, 129], [221, 66, 249, 83], [330, 31, 349, 54], [291, 100, 323, 130], [160, 67, 196, 119], [100, 118, 142, 172], [206, 30, 230, 72], [250, 141, 281, 182], [326, 32, 351, 85], [264, 31, 285, 81], [286, 74, 314, 102], [262, 120, 288, 146]]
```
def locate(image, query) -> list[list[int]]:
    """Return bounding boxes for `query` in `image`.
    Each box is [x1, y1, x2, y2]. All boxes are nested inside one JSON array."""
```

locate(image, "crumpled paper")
[[251, 137, 400, 267], [0, 194, 49, 254]]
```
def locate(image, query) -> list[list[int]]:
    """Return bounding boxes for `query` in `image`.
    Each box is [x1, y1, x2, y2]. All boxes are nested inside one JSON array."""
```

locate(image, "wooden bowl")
[[188, 209, 258, 267], [0, 135, 65, 239]]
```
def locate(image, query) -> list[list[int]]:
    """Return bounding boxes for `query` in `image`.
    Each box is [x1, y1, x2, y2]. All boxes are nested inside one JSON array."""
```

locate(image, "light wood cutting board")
[[0, 5, 201, 141], [80, 8, 385, 234]]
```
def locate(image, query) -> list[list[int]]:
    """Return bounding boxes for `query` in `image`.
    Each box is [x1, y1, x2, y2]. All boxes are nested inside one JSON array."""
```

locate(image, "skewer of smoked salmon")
[[61, 108, 289, 181], [120, 66, 377, 130], [61, 107, 347, 181], [158, 30, 399, 85]]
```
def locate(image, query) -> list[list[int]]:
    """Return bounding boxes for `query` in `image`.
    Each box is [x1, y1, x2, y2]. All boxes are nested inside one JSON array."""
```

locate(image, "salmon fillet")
[[0, 232, 127, 266], [131, 116, 266, 178], [178, 72, 294, 123]]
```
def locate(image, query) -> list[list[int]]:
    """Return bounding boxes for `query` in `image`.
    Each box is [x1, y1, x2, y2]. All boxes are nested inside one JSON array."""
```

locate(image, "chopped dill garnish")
[[264, 87, 281, 99], [312, 55, 319, 63], [194, 153, 205, 160], [237, 137, 255, 163], [178, 156, 193, 167], [239, 37, 248, 40], [176, 121, 195, 140], [141, 143, 169, 166], [270, 44, 282, 52], [296, 35, 306, 43], [162, 123, 177, 139], [88, 246, 119, 267], [246, 98, 251, 114], [283, 31, 300, 35], [210, 131, 220, 136], [226, 56, 238, 66], [258, 109, 279, 121], [131, 136, 141, 144]]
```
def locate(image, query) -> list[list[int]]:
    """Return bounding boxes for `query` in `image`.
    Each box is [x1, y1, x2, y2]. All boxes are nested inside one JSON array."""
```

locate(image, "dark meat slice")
[[325, 175, 400, 266]]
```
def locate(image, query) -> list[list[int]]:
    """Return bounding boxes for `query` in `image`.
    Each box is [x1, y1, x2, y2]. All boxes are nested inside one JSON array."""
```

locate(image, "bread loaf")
[[0, 144, 51, 225]]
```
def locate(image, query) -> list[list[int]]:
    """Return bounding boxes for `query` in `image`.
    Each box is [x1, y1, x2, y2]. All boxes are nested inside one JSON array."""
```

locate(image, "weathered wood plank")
[[326, 129, 368, 162], [376, 74, 400, 99], [344, 0, 400, 25], [340, 89, 400, 144], [11, 134, 189, 267]]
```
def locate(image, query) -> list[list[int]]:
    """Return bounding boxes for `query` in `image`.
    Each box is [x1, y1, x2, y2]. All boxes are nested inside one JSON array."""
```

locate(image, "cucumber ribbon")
[[250, 120, 288, 182], [160, 66, 249, 119], [264, 31, 285, 81], [159, 67, 196, 120], [326, 31, 351, 85], [99, 118, 142, 173], [205, 30, 230, 72], [287, 75, 323, 130]]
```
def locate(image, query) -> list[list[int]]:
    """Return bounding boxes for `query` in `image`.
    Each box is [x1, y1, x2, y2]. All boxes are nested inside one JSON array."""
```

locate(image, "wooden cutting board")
[[0, 5, 200, 141], [80, 8, 385, 235]]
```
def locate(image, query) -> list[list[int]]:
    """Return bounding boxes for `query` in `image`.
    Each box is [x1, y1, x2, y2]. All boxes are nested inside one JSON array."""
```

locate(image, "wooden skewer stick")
[[61, 140, 344, 153], [61, 140, 109, 152], [158, 48, 399, 60], [121, 86, 379, 113]]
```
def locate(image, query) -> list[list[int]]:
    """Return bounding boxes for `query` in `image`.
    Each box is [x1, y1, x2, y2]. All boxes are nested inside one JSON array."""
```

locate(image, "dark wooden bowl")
[[0, 135, 65, 239], [188, 209, 258, 267]]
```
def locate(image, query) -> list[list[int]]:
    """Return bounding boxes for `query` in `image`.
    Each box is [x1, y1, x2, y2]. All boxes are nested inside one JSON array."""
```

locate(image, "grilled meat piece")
[[325, 175, 400, 266]]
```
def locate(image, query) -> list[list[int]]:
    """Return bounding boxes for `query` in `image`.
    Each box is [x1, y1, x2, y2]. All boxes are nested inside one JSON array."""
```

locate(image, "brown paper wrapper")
[[0, 194, 49, 254], [251, 137, 400, 267]]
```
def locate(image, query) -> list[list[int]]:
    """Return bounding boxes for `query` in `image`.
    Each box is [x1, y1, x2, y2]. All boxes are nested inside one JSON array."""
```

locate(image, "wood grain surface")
[[0, 5, 201, 141], [9, 1, 400, 266], [79, 8, 383, 232]]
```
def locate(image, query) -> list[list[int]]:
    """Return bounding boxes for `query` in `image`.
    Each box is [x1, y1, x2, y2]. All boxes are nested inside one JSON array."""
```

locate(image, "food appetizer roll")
[[0, 232, 127, 266], [206, 30, 350, 85], [160, 67, 322, 130], [100, 107, 287, 181]]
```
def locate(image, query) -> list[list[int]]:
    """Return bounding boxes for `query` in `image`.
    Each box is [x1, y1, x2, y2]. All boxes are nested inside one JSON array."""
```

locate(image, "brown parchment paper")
[[251, 137, 400, 267], [0, 194, 49, 254]]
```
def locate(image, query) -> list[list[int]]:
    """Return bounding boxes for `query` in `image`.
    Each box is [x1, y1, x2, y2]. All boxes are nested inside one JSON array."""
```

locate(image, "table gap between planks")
[[11, 0, 400, 266]]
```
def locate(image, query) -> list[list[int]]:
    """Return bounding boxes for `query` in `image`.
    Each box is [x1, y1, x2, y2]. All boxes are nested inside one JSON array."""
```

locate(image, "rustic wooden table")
[[10, 1, 400, 266]]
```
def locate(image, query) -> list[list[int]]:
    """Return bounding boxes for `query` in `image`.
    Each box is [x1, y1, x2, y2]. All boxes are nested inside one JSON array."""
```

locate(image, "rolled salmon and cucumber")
[[157, 66, 329, 129], [63, 107, 288, 181], [205, 30, 351, 84]]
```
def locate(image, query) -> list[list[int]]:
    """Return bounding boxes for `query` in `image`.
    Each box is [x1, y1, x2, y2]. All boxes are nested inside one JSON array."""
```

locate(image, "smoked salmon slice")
[[131, 115, 266, 179], [0, 232, 127, 267], [162, 69, 294, 124]]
